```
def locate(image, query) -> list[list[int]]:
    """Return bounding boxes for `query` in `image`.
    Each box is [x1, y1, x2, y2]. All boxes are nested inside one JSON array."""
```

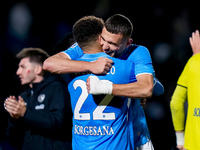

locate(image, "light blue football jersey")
[[68, 52, 136, 150]]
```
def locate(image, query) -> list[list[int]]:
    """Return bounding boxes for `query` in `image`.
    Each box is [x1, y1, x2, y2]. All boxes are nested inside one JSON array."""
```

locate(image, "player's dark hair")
[[16, 48, 49, 65], [105, 14, 133, 38], [73, 16, 104, 49]]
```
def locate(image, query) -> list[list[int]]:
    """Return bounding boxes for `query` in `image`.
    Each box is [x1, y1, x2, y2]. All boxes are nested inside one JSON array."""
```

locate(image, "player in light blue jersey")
[[68, 15, 137, 150]]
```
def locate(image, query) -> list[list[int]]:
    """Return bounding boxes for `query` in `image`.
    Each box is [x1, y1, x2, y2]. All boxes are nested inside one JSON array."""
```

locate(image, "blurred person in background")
[[170, 30, 200, 150], [4, 48, 72, 150]]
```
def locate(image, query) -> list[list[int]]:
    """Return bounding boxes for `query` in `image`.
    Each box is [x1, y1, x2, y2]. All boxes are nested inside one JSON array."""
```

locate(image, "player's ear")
[[126, 38, 133, 47], [35, 65, 43, 75], [98, 35, 101, 43]]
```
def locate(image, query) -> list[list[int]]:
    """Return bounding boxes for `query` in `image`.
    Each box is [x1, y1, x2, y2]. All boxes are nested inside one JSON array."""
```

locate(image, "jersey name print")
[[74, 125, 114, 136]]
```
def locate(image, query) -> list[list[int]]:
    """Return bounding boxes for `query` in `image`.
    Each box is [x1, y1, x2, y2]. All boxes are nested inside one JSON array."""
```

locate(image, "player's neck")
[[83, 42, 103, 54]]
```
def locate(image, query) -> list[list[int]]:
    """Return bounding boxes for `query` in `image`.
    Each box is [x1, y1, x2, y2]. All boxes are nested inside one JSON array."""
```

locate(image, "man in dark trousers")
[[4, 48, 72, 150]]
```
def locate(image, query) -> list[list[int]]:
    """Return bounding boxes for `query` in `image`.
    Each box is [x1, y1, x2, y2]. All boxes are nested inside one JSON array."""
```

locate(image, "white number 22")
[[73, 80, 115, 120]]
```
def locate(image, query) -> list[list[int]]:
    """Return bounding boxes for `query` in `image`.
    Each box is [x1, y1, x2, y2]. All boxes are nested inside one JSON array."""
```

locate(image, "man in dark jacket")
[[4, 48, 72, 150]]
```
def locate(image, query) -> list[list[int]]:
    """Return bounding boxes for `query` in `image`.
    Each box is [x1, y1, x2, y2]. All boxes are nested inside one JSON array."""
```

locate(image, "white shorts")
[[135, 140, 154, 150]]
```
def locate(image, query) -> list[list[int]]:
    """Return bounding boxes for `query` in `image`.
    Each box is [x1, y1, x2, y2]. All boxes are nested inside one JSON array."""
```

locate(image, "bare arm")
[[43, 52, 113, 74], [87, 74, 153, 99], [112, 74, 153, 99], [43, 52, 92, 74]]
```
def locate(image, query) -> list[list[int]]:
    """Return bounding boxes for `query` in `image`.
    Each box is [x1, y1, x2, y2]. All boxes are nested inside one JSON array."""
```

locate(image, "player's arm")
[[43, 51, 113, 74], [170, 85, 187, 131], [170, 61, 188, 148], [87, 73, 153, 99], [87, 74, 163, 99], [170, 85, 187, 148], [112, 74, 153, 99], [44, 52, 95, 74]]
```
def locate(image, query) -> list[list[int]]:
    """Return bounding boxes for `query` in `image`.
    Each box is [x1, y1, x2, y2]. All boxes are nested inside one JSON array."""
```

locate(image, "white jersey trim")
[[61, 52, 72, 60], [136, 73, 153, 77]]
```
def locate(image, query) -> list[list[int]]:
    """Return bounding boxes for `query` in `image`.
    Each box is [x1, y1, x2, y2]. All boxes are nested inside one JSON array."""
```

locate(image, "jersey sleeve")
[[62, 43, 83, 60], [127, 46, 155, 77], [127, 45, 164, 96], [153, 77, 164, 96], [170, 60, 189, 131], [170, 85, 187, 131]]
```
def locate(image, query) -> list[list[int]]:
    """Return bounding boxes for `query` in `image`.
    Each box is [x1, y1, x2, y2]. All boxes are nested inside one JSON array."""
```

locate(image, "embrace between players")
[[44, 14, 164, 150]]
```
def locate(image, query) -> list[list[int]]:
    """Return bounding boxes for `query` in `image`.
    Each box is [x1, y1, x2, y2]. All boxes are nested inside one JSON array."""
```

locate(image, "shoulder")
[[131, 44, 150, 56], [126, 44, 152, 62], [181, 54, 200, 73], [128, 44, 149, 52], [189, 53, 200, 64], [120, 44, 150, 60], [62, 43, 83, 60]]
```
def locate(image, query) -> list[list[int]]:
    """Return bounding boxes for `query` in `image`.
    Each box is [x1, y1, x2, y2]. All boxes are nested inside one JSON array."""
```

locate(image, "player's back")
[[68, 52, 136, 150]]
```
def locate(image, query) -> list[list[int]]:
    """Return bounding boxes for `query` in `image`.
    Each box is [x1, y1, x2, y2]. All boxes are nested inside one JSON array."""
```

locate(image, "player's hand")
[[4, 96, 26, 119], [86, 76, 113, 95], [189, 30, 200, 55], [89, 57, 113, 74]]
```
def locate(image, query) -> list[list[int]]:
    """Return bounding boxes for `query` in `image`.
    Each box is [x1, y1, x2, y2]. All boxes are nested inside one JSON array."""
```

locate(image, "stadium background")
[[0, 1, 199, 149]]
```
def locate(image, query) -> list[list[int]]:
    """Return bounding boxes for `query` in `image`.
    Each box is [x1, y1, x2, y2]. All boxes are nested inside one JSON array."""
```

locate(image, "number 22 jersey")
[[68, 52, 136, 150]]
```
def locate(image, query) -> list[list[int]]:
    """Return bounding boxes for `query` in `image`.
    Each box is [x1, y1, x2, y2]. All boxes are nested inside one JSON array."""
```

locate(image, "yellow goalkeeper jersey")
[[171, 53, 200, 150]]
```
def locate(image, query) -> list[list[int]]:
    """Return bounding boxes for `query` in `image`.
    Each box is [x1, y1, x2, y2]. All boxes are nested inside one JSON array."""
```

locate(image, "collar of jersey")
[[81, 52, 110, 59]]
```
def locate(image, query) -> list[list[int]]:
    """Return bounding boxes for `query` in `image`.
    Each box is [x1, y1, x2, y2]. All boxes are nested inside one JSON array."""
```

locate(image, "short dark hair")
[[73, 16, 104, 48], [16, 48, 49, 65], [105, 14, 133, 38]]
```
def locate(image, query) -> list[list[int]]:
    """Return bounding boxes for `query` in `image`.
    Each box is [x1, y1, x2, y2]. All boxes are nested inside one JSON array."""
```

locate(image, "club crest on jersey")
[[38, 94, 45, 103]]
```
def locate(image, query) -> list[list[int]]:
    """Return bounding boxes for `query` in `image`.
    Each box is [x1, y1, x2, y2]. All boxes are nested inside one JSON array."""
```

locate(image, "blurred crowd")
[[0, 1, 199, 150]]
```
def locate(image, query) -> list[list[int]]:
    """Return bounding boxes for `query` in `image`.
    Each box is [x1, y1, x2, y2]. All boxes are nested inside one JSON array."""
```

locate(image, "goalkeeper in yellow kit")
[[170, 30, 200, 150]]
